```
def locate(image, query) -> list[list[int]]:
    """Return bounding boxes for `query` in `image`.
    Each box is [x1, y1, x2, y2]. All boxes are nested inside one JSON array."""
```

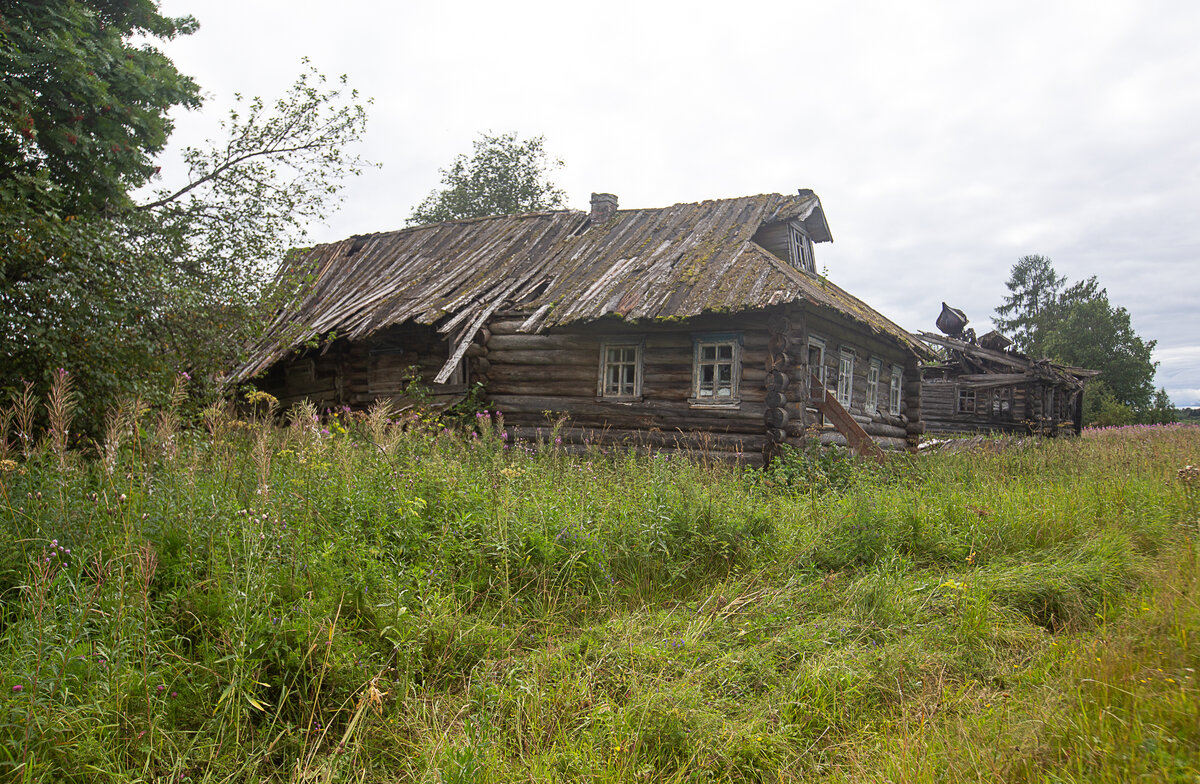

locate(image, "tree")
[[0, 0, 201, 215], [992, 254, 1064, 354], [1144, 388, 1178, 425], [993, 255, 1159, 418], [1, 3, 371, 432], [408, 132, 565, 225], [1038, 276, 1157, 412], [1080, 380, 1135, 427]]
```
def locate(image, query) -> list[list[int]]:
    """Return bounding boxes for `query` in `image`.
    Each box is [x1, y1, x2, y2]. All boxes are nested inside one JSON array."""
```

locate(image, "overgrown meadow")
[[1, 376, 1197, 783]]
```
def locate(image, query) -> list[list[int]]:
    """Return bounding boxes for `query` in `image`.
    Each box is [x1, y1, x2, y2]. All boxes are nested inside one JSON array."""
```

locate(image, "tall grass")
[[0, 383, 1196, 782]]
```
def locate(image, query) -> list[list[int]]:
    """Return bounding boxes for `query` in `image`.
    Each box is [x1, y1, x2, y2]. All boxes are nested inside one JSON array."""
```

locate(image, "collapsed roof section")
[[919, 332, 1099, 390]]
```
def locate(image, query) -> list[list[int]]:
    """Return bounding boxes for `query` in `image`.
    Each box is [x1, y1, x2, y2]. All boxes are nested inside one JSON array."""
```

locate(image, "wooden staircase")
[[807, 373, 885, 462]]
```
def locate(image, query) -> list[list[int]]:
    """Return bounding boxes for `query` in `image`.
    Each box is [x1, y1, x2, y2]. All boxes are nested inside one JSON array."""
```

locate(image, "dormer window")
[[788, 223, 815, 274]]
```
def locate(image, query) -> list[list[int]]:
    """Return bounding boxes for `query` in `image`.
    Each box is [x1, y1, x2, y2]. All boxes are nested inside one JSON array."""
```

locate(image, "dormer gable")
[[752, 219, 818, 275], [750, 188, 832, 276]]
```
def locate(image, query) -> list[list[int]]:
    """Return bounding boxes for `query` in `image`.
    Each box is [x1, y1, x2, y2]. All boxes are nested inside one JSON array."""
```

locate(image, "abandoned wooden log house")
[[919, 312, 1098, 436], [233, 190, 931, 465]]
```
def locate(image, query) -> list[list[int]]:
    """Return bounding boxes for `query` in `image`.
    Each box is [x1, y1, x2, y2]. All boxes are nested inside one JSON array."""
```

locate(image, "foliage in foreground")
[[0, 388, 1197, 782]]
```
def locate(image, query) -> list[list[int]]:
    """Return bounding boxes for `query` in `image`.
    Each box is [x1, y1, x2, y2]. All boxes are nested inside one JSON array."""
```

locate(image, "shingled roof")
[[234, 192, 924, 380]]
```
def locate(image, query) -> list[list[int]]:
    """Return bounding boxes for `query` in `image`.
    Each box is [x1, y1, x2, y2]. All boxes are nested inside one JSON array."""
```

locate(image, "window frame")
[[957, 387, 977, 414], [806, 336, 827, 392], [888, 365, 903, 415], [866, 357, 882, 413], [690, 333, 742, 407], [788, 223, 816, 274], [836, 348, 855, 409], [597, 341, 644, 401], [991, 385, 1013, 418]]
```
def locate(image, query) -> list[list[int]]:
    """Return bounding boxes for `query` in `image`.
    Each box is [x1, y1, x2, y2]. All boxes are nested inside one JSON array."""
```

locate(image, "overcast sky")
[[151, 0, 1200, 405]]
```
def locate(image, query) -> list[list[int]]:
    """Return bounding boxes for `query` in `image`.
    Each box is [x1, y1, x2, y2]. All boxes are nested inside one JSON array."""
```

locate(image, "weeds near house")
[[0, 382, 1196, 782]]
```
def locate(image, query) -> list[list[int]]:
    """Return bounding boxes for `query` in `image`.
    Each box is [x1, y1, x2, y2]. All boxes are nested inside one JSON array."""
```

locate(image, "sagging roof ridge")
[[232, 191, 915, 380]]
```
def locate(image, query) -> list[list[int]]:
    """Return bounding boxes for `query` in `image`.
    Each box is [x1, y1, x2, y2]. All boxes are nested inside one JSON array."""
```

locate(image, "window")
[[788, 223, 815, 274], [836, 349, 855, 409], [598, 343, 642, 399], [807, 337, 826, 397], [889, 365, 903, 415], [957, 387, 976, 414], [807, 337, 829, 424], [991, 386, 1012, 418], [692, 334, 741, 404], [866, 358, 882, 413]]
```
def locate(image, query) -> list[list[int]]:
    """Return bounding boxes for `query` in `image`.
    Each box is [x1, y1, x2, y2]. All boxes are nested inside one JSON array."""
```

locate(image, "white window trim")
[[866, 358, 882, 413], [597, 341, 644, 401], [690, 333, 742, 408], [889, 365, 904, 415], [836, 348, 855, 409]]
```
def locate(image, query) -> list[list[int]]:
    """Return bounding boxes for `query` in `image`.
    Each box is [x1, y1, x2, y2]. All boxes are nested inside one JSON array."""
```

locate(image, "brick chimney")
[[589, 193, 618, 223]]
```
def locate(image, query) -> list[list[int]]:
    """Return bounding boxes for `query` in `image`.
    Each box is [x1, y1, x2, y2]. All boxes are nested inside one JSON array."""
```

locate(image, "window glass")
[[866, 358, 881, 412], [991, 386, 1012, 418], [889, 366, 903, 415], [693, 336, 740, 401], [836, 350, 855, 408], [599, 343, 641, 398], [957, 387, 976, 413]]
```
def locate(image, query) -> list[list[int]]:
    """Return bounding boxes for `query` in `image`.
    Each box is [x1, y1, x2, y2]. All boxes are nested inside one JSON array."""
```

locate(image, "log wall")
[[920, 378, 1082, 436], [483, 313, 774, 464], [255, 305, 930, 461], [256, 322, 473, 410], [788, 306, 924, 450]]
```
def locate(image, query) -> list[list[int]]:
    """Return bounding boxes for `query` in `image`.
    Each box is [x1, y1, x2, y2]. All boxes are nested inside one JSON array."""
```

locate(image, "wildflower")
[[0, 459, 17, 472], [12, 685, 23, 693], [244, 389, 279, 407], [157, 684, 165, 692]]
